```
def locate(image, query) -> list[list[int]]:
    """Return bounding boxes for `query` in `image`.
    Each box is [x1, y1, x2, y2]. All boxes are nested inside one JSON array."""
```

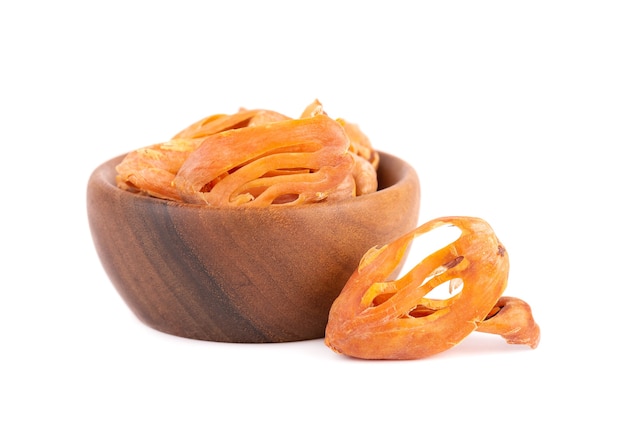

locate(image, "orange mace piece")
[[173, 114, 356, 207], [324, 216, 540, 360], [172, 108, 291, 140], [115, 138, 203, 201]]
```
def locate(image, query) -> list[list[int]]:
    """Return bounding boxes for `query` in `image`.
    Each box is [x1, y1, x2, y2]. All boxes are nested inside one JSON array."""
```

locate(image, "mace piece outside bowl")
[[87, 151, 420, 343]]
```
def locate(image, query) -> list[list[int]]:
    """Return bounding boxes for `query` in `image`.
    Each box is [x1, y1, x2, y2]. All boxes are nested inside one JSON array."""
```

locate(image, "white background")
[[2, 1, 624, 441]]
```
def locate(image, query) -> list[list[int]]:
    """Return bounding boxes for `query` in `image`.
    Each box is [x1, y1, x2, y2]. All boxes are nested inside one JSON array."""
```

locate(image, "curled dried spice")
[[172, 108, 291, 140], [115, 138, 202, 201], [115, 100, 378, 206], [299, 99, 378, 196], [324, 216, 540, 360], [174, 114, 355, 206], [477, 296, 540, 348]]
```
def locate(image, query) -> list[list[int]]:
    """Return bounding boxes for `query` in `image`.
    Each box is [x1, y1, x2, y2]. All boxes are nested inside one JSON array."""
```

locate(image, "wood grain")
[[87, 152, 420, 343]]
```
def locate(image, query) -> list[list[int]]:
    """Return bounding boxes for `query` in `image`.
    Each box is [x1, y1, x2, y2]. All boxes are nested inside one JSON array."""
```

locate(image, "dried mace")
[[325, 216, 540, 360]]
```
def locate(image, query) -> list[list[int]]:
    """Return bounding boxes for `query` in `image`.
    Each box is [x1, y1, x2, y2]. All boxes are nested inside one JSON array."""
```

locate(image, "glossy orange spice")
[[325, 216, 540, 360], [115, 101, 378, 206]]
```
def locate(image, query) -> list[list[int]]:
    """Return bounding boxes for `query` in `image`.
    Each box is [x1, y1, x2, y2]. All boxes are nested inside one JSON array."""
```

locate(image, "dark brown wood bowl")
[[87, 152, 420, 343]]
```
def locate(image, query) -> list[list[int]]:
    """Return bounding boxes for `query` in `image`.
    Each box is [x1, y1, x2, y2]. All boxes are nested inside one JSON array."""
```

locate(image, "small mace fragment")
[[324, 216, 540, 360]]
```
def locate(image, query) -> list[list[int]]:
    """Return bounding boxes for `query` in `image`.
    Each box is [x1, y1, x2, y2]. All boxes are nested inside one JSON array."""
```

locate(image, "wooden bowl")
[[87, 152, 420, 343]]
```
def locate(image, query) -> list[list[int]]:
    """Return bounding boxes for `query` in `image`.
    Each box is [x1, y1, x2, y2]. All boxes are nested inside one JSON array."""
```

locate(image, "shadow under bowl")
[[87, 152, 420, 343]]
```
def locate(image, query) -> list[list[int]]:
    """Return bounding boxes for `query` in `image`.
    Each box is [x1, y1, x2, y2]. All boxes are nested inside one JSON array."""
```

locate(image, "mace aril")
[[114, 101, 379, 207], [173, 114, 356, 206], [324, 216, 540, 360]]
